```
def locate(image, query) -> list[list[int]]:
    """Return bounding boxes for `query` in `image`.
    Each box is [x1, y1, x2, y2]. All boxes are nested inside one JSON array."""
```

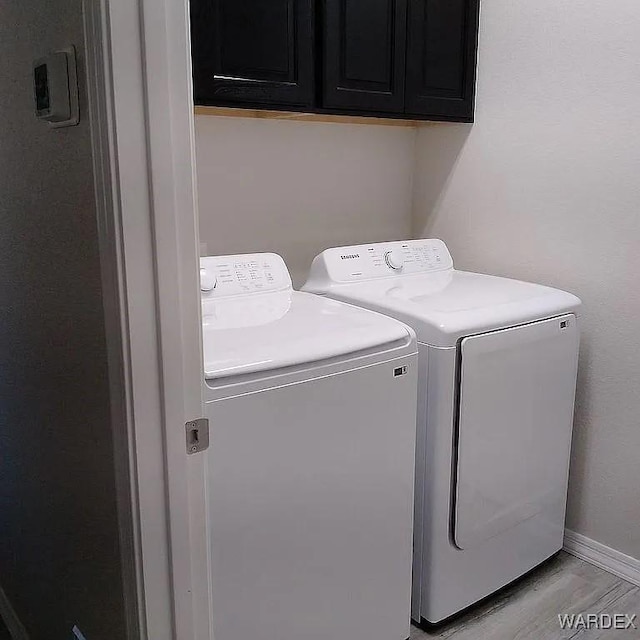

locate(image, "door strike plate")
[[186, 418, 209, 454]]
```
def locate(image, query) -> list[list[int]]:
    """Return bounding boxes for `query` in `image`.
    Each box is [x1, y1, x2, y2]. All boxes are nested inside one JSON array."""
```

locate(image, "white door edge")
[[85, 0, 209, 638], [82, 0, 146, 637]]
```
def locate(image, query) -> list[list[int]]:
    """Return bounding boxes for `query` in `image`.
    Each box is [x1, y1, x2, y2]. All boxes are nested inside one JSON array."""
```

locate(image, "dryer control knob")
[[384, 250, 405, 271], [200, 267, 217, 292]]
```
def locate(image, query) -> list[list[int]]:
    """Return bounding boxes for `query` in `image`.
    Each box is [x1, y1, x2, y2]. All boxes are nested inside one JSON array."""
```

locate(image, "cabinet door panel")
[[406, 0, 480, 121], [191, 0, 314, 108], [323, 0, 408, 112]]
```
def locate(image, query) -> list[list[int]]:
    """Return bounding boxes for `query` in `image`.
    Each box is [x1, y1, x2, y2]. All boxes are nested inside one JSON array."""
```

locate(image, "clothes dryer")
[[304, 239, 581, 625]]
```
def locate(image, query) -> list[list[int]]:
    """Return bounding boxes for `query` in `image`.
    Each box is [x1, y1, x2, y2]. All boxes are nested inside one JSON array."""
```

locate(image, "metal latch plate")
[[186, 418, 209, 454]]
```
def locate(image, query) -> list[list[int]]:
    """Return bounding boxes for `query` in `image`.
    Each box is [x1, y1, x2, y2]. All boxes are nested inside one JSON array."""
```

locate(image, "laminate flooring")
[[411, 552, 640, 640], [0, 553, 635, 639]]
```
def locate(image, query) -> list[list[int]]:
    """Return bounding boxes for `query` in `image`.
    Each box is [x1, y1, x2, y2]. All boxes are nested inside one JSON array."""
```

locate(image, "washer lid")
[[305, 270, 581, 347], [202, 290, 411, 380]]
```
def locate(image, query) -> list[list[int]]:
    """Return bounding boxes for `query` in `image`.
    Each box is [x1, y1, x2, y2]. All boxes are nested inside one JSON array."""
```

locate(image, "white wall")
[[195, 116, 416, 286], [413, 1, 640, 559], [0, 1, 127, 637]]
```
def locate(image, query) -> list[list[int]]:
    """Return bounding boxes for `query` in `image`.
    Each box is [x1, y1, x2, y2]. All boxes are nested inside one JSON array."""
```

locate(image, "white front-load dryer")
[[303, 239, 581, 625], [200, 252, 418, 640]]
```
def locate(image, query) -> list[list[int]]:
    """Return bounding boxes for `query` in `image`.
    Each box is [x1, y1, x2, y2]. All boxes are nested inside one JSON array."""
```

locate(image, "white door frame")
[[84, 0, 209, 637]]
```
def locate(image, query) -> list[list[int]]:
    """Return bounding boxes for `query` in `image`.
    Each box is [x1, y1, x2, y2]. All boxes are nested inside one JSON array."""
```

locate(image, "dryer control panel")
[[310, 239, 454, 284], [200, 253, 292, 297]]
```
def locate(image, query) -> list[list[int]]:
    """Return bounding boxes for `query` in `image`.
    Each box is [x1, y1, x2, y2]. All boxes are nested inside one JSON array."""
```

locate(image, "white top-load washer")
[[200, 252, 418, 640], [303, 239, 581, 625]]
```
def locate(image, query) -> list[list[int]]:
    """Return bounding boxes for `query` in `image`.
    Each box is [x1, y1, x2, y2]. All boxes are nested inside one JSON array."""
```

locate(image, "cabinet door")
[[323, 0, 408, 113], [191, 0, 315, 108], [405, 0, 480, 121]]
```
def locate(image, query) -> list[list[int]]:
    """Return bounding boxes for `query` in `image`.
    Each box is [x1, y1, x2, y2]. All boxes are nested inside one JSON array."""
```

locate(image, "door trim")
[[84, 0, 208, 637], [82, 0, 145, 637]]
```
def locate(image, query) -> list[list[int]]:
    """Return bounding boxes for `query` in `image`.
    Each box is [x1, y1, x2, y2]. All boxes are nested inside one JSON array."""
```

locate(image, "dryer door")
[[453, 315, 579, 550]]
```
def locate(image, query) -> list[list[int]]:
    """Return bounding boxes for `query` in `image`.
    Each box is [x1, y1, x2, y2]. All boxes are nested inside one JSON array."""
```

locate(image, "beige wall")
[[413, 1, 640, 559], [0, 1, 127, 637], [195, 116, 417, 286]]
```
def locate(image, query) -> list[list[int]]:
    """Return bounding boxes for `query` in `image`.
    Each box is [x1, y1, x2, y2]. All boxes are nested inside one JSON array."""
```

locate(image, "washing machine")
[[303, 239, 581, 625], [200, 252, 418, 640]]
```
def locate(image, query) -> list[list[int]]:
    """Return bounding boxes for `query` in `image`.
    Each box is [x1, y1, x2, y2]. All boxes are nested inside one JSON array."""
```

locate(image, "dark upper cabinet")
[[190, 0, 480, 121], [322, 0, 408, 113], [405, 0, 480, 121], [190, 0, 315, 108]]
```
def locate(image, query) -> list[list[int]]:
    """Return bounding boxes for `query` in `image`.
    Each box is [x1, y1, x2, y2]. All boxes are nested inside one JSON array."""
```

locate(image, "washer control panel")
[[316, 239, 454, 283], [200, 253, 292, 297]]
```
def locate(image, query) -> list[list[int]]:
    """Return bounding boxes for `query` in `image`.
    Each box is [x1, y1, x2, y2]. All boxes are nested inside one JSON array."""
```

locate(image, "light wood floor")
[[410, 552, 640, 640], [2, 553, 633, 640]]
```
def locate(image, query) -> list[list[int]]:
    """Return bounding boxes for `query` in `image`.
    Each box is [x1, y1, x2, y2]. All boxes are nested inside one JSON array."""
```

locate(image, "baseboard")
[[564, 529, 640, 587], [0, 584, 29, 640]]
